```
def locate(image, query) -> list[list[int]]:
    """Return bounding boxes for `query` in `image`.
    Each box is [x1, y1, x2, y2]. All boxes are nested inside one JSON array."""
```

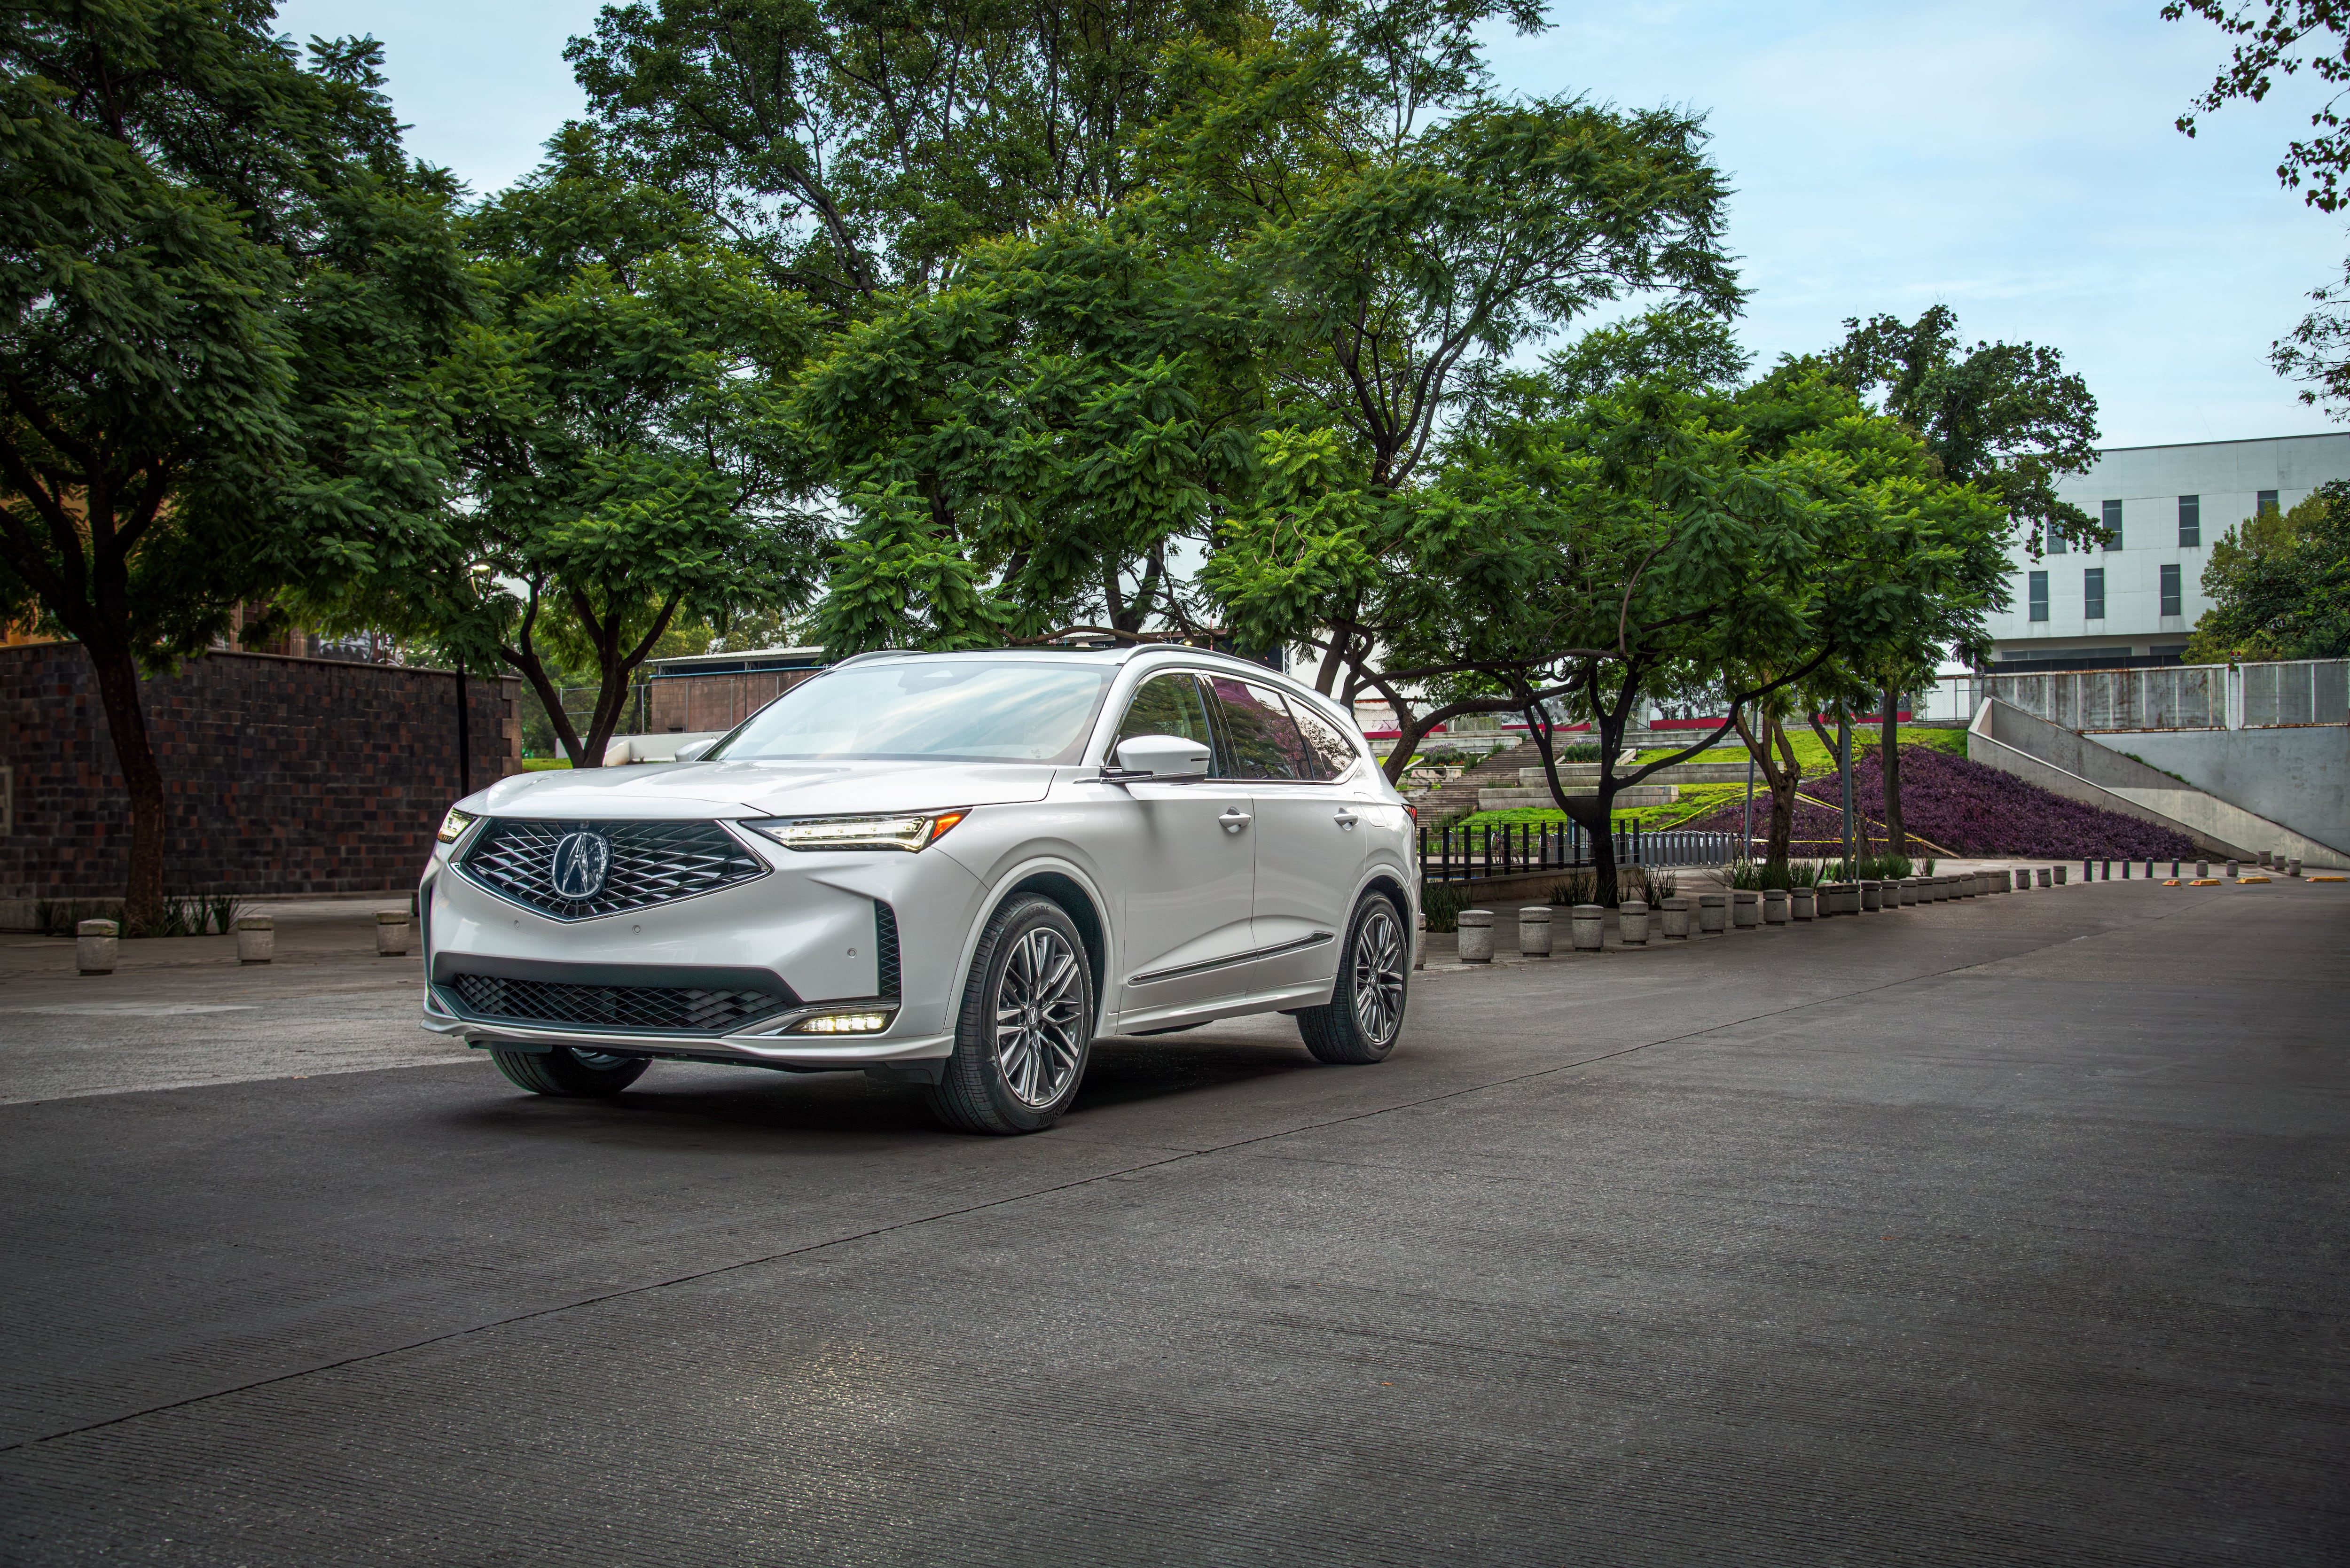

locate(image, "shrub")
[[1421, 881, 1470, 934], [1676, 744, 2195, 859]]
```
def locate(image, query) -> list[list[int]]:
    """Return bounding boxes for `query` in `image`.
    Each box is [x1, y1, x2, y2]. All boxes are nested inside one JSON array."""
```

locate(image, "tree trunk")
[[1880, 680, 1904, 852], [86, 640, 168, 934]]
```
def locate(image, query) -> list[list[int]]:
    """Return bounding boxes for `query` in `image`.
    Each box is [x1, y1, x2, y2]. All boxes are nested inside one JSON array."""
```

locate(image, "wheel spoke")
[[992, 925, 1085, 1108]]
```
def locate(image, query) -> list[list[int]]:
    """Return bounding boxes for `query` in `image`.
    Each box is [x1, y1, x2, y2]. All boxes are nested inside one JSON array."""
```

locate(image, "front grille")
[[460, 819, 766, 920], [451, 973, 786, 1034], [875, 900, 900, 999]]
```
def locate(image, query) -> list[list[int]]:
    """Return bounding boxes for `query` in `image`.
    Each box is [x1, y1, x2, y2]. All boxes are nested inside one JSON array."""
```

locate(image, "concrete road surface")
[[0, 880, 2343, 1565]]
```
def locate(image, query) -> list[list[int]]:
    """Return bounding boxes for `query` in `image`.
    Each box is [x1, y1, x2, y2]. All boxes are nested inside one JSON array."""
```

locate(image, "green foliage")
[[568, 0, 1259, 310], [2185, 479, 2350, 659], [1815, 304, 2101, 562], [1420, 880, 1470, 933]]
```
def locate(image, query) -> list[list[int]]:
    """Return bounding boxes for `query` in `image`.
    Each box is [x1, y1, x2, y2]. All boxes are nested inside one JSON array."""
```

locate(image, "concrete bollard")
[[2289, 857, 2303, 877], [1829, 883, 1862, 916], [1620, 899, 1651, 944], [2226, 860, 2239, 879], [1900, 878, 1919, 905], [1569, 904, 1605, 951], [76, 918, 119, 975], [1661, 897, 1692, 938], [2258, 850, 2272, 868], [1517, 905, 1553, 958], [1698, 892, 1727, 933], [1762, 889, 1789, 925], [1859, 880, 1882, 912], [375, 909, 412, 957], [1791, 887, 1817, 921], [1457, 910, 1494, 963], [2037, 867, 2052, 887], [2196, 860, 2209, 879], [235, 914, 275, 964], [1732, 890, 1760, 928], [2053, 866, 2068, 885]]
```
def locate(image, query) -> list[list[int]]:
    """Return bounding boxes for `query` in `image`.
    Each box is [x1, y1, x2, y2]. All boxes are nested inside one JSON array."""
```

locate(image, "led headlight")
[[743, 810, 967, 853], [437, 807, 478, 844]]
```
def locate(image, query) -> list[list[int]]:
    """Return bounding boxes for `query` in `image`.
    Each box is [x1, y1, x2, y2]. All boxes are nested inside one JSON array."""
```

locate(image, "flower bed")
[[1672, 743, 2197, 859]]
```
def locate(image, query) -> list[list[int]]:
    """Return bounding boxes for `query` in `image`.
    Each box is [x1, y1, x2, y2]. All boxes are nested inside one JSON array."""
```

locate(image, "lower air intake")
[[452, 973, 785, 1034]]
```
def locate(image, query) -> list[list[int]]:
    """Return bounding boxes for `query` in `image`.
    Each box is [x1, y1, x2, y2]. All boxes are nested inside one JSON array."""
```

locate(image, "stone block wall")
[[0, 644, 520, 917]]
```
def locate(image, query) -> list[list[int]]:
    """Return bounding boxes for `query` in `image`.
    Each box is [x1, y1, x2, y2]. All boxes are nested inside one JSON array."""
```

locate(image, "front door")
[[1096, 672, 1260, 1022]]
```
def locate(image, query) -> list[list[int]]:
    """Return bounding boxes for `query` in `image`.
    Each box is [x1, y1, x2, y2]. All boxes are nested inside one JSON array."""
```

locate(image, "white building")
[[1983, 432, 2350, 671]]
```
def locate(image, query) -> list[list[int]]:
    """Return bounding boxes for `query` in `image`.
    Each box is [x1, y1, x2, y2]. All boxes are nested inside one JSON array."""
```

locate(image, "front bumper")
[[420, 819, 982, 1070]]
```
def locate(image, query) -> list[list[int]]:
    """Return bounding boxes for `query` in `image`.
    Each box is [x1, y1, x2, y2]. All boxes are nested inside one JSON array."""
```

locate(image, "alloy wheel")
[[994, 927, 1086, 1107], [1351, 905, 1406, 1045]]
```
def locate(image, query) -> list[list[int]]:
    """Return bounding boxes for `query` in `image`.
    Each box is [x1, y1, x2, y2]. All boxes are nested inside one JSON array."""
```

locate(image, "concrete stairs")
[[1407, 741, 1546, 825], [1967, 699, 2350, 868]]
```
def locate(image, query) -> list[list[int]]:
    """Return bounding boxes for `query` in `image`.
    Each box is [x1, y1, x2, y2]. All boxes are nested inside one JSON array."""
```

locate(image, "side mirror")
[[1108, 733, 1211, 782], [673, 737, 717, 763]]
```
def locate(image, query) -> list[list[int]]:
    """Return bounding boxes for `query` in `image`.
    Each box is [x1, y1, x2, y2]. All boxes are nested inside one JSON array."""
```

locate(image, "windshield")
[[709, 660, 1114, 764]]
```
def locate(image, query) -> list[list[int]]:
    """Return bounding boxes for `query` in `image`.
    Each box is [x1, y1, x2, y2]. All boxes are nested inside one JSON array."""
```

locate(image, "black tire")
[[489, 1045, 649, 1097], [1297, 892, 1410, 1065], [927, 894, 1095, 1135]]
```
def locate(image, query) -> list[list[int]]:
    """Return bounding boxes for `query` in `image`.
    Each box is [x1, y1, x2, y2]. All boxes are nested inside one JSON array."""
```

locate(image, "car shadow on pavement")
[[437, 1031, 1321, 1147]]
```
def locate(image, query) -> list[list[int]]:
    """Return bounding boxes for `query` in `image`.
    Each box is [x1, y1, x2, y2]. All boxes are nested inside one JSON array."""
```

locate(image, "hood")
[[463, 758, 1058, 820]]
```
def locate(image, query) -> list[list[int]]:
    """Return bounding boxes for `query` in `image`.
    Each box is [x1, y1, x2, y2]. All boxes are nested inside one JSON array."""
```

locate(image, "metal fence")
[[1418, 822, 1737, 882], [1918, 658, 2348, 734], [1987, 664, 2228, 732]]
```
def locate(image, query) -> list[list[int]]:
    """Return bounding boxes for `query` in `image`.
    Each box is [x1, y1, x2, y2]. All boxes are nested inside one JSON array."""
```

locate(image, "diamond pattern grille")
[[875, 900, 900, 999], [461, 819, 765, 920], [451, 973, 786, 1034]]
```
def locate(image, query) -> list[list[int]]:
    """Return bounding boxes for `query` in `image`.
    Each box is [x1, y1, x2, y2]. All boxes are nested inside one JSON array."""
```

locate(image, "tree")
[[1152, 2, 1739, 711], [1813, 305, 2098, 848], [566, 0, 1256, 311], [2166, 2, 2350, 411], [437, 135, 831, 767], [0, 4, 464, 930], [791, 211, 1267, 655], [2184, 480, 2350, 658]]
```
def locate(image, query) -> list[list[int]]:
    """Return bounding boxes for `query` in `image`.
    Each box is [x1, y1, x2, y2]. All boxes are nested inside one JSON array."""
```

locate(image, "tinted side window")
[[1287, 697, 1361, 781], [1113, 673, 1215, 755], [1208, 678, 1314, 780]]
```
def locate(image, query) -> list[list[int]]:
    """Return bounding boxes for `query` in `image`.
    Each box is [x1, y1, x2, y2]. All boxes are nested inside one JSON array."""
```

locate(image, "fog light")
[[793, 1012, 889, 1034]]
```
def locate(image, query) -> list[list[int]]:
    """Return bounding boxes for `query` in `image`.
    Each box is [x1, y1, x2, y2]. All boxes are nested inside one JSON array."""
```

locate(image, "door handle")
[[1332, 810, 1361, 829], [1220, 808, 1252, 833]]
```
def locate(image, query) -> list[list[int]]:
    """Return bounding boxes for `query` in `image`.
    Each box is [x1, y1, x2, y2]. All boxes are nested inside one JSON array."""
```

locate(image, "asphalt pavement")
[[0, 879, 2343, 1565]]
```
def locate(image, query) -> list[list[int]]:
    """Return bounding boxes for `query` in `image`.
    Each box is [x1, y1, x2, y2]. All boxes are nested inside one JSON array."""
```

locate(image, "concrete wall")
[[2115, 725, 2350, 856], [0, 644, 521, 919], [1968, 700, 2349, 865]]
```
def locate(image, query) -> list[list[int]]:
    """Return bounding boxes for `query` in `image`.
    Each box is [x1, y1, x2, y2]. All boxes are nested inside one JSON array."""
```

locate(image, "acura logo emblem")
[[549, 831, 611, 901]]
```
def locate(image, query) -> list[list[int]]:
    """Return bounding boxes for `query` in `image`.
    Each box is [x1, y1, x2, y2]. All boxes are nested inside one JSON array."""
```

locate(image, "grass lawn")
[[521, 757, 573, 771]]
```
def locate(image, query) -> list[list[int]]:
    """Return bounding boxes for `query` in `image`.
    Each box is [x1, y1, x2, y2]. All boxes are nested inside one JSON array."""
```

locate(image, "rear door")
[[1204, 676, 1367, 991], [1093, 672, 1262, 1019]]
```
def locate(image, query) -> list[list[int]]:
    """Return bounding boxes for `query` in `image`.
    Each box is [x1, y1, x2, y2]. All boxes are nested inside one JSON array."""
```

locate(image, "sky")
[[275, 0, 2350, 448]]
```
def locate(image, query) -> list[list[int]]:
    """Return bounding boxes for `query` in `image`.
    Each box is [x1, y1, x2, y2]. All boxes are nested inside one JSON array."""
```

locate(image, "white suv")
[[419, 647, 1418, 1133]]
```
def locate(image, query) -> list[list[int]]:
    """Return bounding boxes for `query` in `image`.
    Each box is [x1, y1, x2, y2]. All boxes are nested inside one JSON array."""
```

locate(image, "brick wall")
[[0, 644, 520, 906]]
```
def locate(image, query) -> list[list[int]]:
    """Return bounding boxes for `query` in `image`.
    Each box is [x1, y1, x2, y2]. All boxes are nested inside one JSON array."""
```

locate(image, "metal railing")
[[1418, 822, 1737, 882], [1973, 657, 2346, 733]]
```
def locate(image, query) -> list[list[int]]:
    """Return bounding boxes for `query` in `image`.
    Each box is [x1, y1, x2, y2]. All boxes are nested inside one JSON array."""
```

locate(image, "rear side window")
[[1113, 673, 1216, 754], [1287, 697, 1362, 780], [1207, 678, 1315, 780]]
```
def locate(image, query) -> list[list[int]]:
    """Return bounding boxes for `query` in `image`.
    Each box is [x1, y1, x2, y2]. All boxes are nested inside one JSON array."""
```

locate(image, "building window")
[[2047, 520, 2067, 554], [2028, 570, 2049, 622], [2102, 498, 2123, 549], [2160, 563, 2182, 617], [2178, 494, 2200, 546], [2084, 567, 2106, 620], [2258, 489, 2280, 516]]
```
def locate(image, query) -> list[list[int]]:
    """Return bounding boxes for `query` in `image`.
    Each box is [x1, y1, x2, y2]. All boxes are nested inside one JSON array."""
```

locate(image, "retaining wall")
[[0, 644, 520, 923]]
